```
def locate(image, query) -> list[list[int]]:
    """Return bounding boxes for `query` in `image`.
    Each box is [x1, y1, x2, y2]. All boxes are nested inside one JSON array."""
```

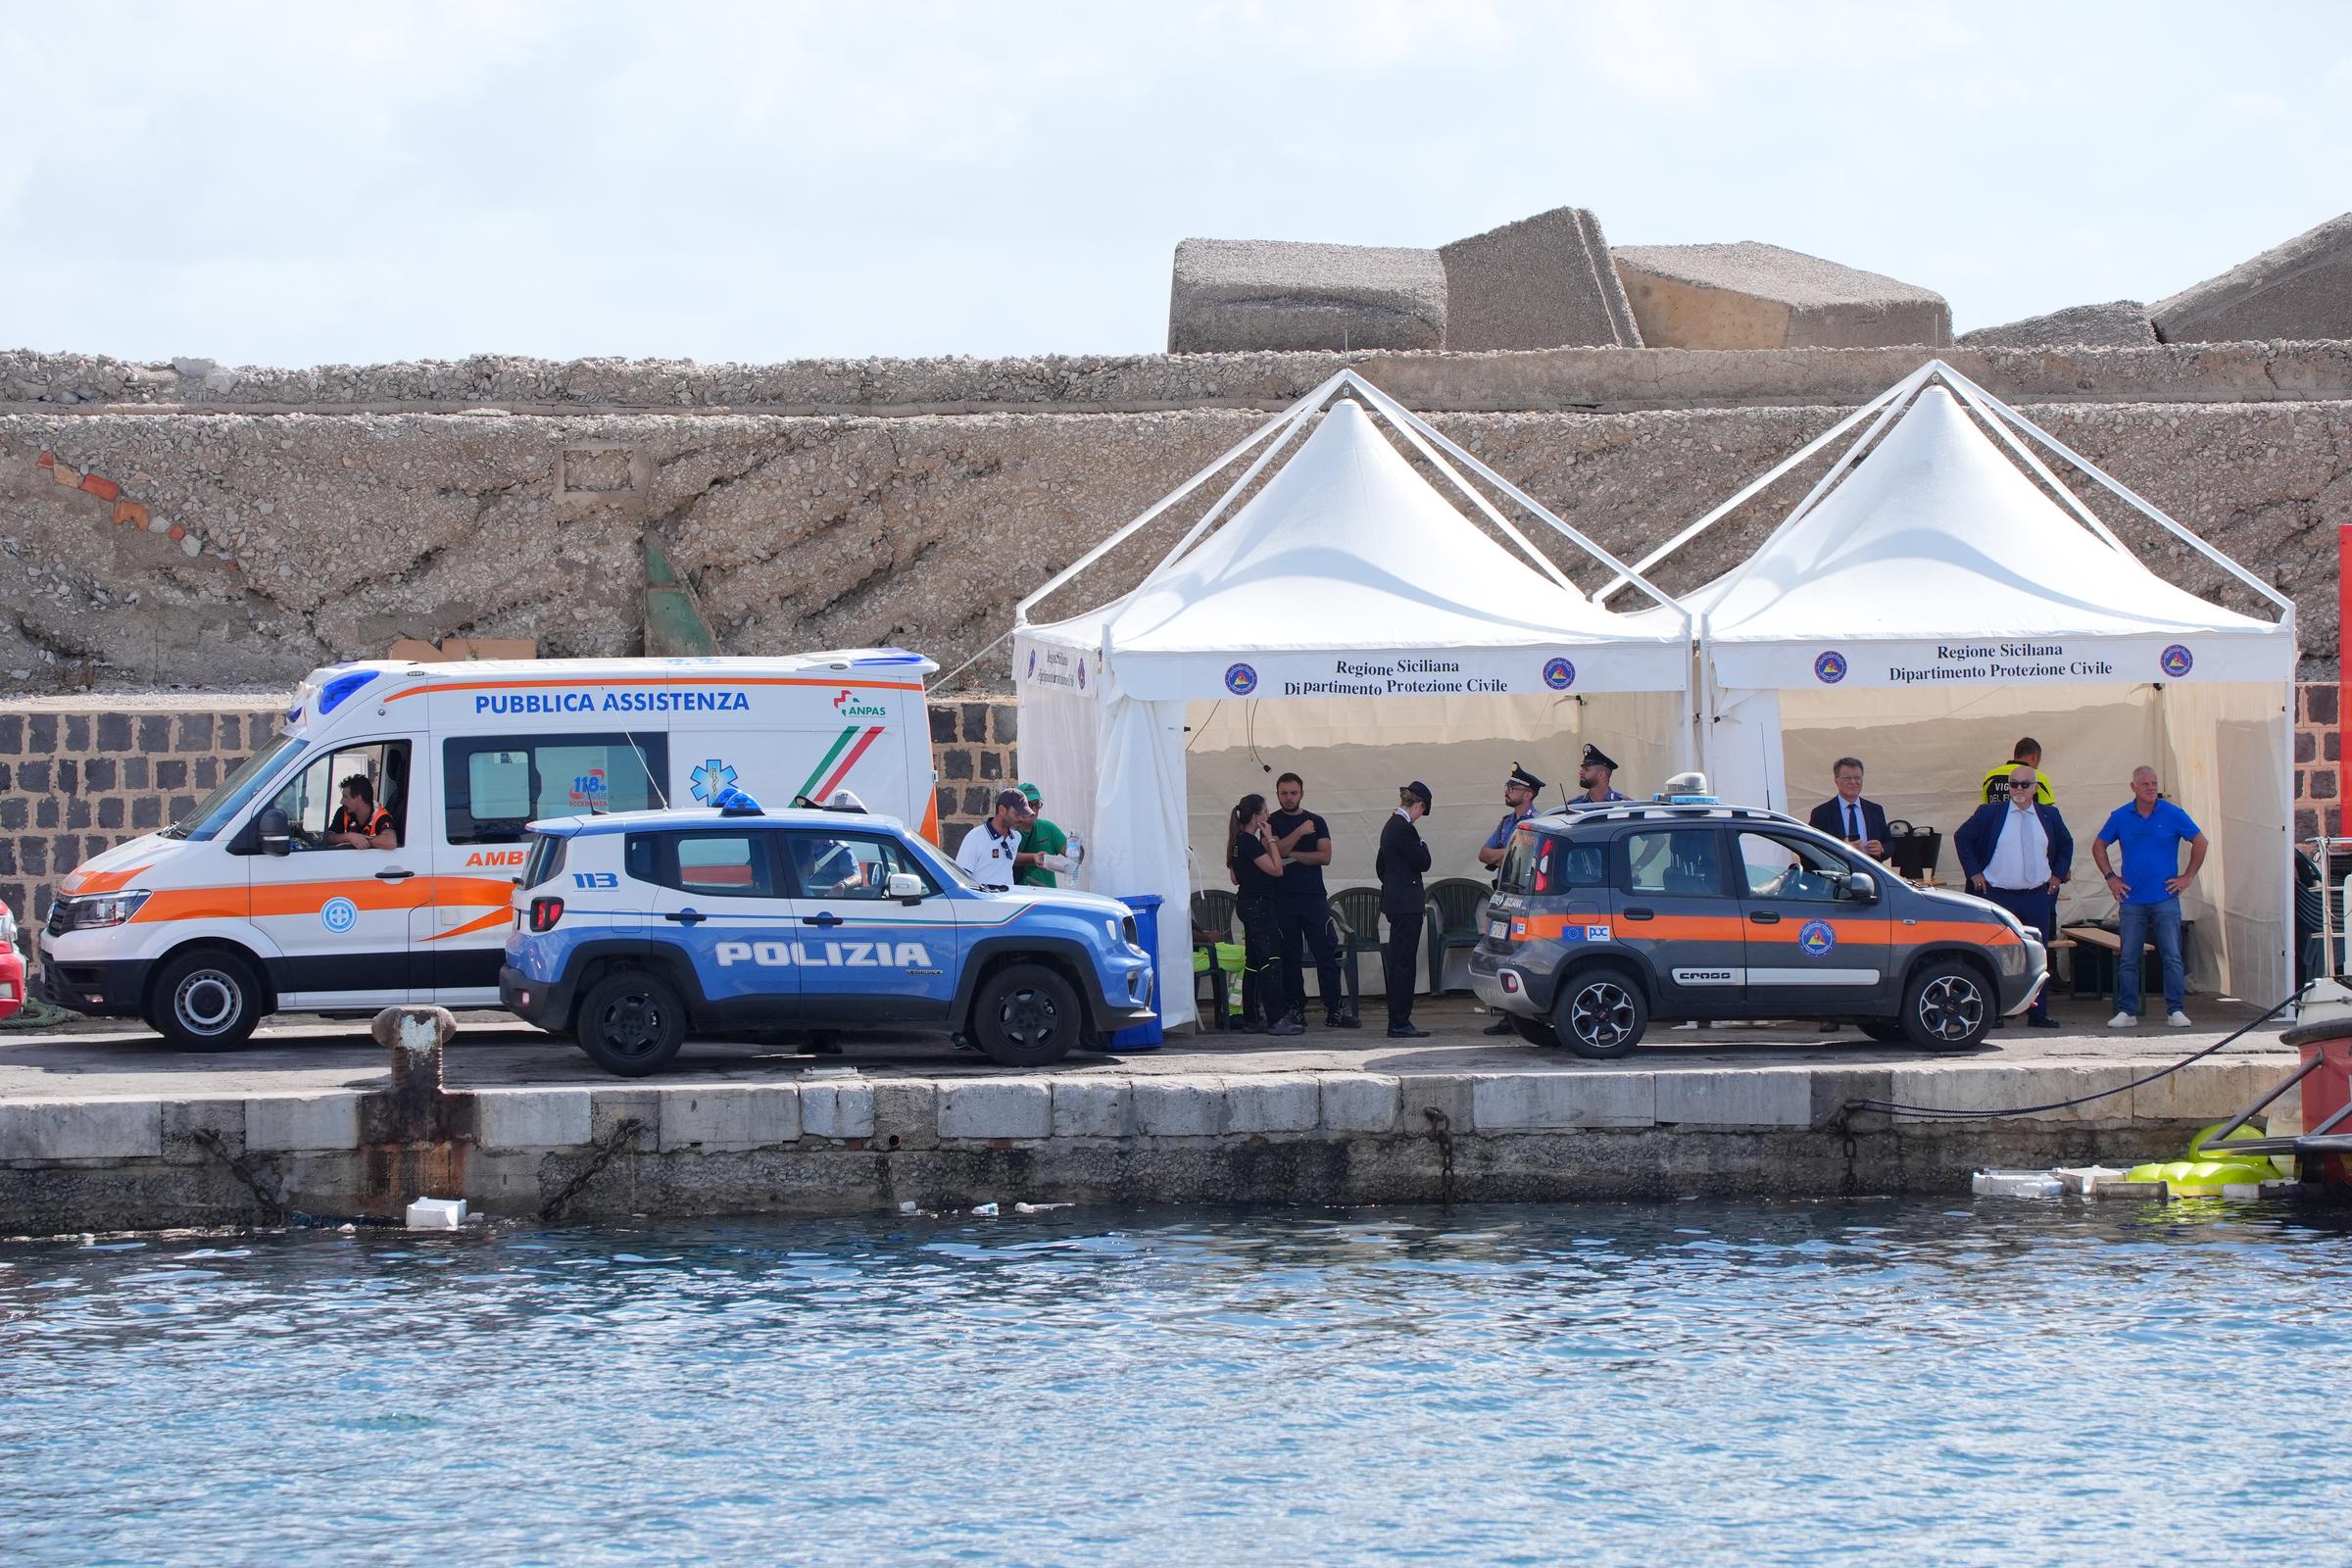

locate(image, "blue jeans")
[[2116, 896, 2184, 1014]]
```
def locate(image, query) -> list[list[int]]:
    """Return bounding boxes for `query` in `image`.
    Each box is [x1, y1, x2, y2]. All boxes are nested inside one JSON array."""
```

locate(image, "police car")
[[498, 792, 1155, 1075], [1469, 780, 2046, 1057]]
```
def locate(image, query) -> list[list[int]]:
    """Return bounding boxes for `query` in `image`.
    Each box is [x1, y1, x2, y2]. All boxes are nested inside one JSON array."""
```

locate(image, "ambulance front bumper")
[[37, 956, 151, 1017]]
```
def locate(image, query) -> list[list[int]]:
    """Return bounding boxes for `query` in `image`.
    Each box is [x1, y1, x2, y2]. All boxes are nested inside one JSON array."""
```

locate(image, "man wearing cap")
[[1015, 781, 1071, 889], [1268, 772, 1357, 1029], [1377, 781, 1435, 1038], [955, 789, 1032, 891], [1476, 762, 1544, 1034], [1577, 745, 1629, 805]]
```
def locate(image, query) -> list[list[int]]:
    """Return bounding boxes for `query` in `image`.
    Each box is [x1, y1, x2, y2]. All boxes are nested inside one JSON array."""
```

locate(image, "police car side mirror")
[[259, 808, 292, 858], [886, 872, 926, 904], [1843, 870, 1878, 904]]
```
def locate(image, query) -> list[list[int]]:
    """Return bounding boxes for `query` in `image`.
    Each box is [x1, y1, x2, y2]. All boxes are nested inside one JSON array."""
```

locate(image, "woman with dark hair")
[[1227, 792, 1303, 1037]]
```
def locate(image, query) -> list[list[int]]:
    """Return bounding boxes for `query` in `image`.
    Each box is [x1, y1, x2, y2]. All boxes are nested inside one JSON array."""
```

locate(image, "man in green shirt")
[[1016, 781, 1070, 888]]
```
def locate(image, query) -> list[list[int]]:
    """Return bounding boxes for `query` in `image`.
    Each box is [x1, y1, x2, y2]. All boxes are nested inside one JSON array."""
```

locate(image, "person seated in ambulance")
[[324, 773, 398, 851]]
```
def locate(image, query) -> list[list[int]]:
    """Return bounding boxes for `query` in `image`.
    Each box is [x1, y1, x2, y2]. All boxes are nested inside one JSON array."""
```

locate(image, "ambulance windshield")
[[169, 733, 303, 841]]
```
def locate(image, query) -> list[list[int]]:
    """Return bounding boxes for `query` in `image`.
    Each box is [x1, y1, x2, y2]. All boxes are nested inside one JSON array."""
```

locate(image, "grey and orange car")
[[1468, 799, 2047, 1056]]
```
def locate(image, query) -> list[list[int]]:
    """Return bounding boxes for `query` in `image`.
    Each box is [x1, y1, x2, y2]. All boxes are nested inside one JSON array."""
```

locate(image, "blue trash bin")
[[1108, 894, 1165, 1051]]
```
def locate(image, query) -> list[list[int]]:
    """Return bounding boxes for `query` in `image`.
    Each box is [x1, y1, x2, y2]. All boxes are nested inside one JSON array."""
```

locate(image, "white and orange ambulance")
[[38, 650, 940, 1048]]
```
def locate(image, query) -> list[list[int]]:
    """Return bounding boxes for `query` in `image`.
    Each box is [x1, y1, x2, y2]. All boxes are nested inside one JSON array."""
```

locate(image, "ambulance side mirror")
[[1843, 870, 1878, 904], [259, 808, 292, 858], [886, 872, 927, 904]]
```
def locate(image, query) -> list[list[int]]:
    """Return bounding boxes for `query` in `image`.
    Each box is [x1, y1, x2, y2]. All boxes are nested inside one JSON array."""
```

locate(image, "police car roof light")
[[714, 787, 764, 816]]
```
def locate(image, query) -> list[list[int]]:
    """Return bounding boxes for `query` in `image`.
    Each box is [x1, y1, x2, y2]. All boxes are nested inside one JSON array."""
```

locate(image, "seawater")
[[3, 1200, 2345, 1565]]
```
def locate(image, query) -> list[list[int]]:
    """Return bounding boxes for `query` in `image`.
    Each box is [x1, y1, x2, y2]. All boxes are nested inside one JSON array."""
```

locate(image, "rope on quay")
[[1839, 995, 2296, 1122]]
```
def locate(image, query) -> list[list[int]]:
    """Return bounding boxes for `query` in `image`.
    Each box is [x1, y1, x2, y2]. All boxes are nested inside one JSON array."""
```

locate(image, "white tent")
[[1610, 360, 2298, 1004], [1013, 369, 1692, 1027]]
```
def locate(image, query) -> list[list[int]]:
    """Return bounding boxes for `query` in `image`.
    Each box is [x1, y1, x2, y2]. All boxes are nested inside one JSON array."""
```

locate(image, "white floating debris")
[[1013, 1202, 1070, 1214], [1973, 1170, 2063, 1199], [406, 1197, 467, 1230], [970, 1201, 999, 1217], [2054, 1165, 2130, 1196], [899, 1200, 917, 1215]]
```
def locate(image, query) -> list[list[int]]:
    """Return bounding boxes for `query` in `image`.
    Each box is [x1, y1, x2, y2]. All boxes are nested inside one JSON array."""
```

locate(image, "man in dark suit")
[[1954, 763, 2074, 1028], [1807, 756, 1887, 858], [1377, 780, 1434, 1038]]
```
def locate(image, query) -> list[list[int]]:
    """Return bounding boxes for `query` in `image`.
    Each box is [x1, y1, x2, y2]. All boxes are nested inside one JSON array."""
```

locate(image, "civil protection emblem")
[[1813, 650, 1848, 685], [1224, 662, 1257, 696], [2160, 644, 2193, 677], [1543, 657, 1576, 691], [1797, 918, 1837, 957]]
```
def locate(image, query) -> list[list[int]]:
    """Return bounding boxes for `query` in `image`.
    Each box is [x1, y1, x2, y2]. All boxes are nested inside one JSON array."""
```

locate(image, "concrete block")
[[1320, 1074, 1401, 1134], [1133, 1076, 1224, 1137], [938, 1079, 1053, 1140], [1469, 1071, 1655, 1130], [162, 1098, 245, 1162], [2154, 212, 2352, 343], [1222, 1075, 1320, 1134], [1612, 241, 1950, 349], [1886, 1061, 2137, 1125], [1168, 238, 1446, 353], [0, 1098, 164, 1159], [1440, 206, 1642, 349], [243, 1093, 360, 1152], [2129, 1056, 2280, 1125], [1395, 1074, 1477, 1135], [1654, 1068, 1814, 1129], [656, 1086, 800, 1152], [801, 1082, 875, 1140], [472, 1089, 593, 1150], [1958, 300, 2155, 350], [588, 1089, 662, 1152], [869, 1081, 939, 1150], [1052, 1079, 1133, 1138]]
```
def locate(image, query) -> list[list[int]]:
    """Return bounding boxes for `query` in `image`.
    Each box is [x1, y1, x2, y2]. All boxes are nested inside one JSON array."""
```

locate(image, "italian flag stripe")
[[795, 726, 858, 801], [812, 725, 885, 803]]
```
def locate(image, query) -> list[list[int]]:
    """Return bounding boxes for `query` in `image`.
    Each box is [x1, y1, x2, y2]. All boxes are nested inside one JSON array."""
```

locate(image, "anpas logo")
[[689, 758, 739, 805], [2159, 644, 2194, 678], [1797, 918, 1838, 957], [1543, 657, 1576, 691], [1224, 662, 1257, 696], [831, 689, 890, 718], [1813, 650, 1848, 685], [319, 897, 359, 934], [716, 940, 932, 968]]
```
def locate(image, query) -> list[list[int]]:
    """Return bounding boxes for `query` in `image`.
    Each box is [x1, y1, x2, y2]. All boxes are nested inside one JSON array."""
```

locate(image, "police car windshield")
[[168, 733, 302, 841]]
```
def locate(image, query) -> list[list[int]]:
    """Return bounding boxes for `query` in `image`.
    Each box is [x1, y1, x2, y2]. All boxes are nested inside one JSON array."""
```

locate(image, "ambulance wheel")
[[146, 948, 265, 1052], [1509, 1015, 1559, 1048], [1901, 960, 1992, 1052], [1552, 965, 1647, 1058], [972, 962, 1082, 1067], [576, 970, 685, 1076]]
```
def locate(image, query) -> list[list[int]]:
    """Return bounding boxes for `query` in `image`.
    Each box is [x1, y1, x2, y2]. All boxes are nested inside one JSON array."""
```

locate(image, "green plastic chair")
[[1191, 891, 1241, 1025], [1328, 886, 1387, 1018], [1424, 877, 1491, 998]]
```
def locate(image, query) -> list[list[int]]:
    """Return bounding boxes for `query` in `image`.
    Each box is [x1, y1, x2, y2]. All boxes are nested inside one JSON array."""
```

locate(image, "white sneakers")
[[2108, 1011, 2135, 1027], [2168, 1010, 2193, 1027]]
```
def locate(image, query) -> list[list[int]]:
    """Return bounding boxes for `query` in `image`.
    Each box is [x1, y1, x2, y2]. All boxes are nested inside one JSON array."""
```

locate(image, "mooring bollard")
[[371, 1005, 457, 1143]]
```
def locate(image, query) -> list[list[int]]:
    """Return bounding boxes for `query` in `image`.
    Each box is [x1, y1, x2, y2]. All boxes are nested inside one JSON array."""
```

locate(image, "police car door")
[[243, 738, 423, 1007], [1733, 829, 1894, 1011], [777, 827, 957, 1022], [641, 828, 802, 1026], [1616, 824, 1744, 1013]]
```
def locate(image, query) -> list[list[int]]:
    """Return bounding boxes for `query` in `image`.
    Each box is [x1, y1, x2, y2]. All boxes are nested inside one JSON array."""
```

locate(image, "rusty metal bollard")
[[362, 1005, 464, 1215], [370, 1005, 456, 1142]]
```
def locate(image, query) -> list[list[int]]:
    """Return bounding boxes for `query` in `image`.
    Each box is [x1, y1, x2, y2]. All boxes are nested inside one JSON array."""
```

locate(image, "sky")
[[5, 0, 2350, 368]]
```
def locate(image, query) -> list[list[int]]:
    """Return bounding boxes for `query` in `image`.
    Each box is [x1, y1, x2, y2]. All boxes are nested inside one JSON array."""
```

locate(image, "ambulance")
[[38, 650, 940, 1049]]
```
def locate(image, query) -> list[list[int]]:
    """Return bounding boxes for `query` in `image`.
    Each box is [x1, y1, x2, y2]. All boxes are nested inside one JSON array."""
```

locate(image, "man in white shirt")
[[956, 789, 1031, 891], [1954, 766, 2075, 1028]]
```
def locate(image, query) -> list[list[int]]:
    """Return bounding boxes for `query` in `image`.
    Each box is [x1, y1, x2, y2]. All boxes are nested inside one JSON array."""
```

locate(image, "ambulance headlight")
[[50, 890, 151, 932]]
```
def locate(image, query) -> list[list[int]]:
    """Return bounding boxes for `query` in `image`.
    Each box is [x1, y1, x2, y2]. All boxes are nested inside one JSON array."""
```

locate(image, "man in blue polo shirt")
[[2090, 765, 2208, 1028]]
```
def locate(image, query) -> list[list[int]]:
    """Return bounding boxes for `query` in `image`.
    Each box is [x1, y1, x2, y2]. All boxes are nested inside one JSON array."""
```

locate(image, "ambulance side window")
[[444, 733, 668, 845]]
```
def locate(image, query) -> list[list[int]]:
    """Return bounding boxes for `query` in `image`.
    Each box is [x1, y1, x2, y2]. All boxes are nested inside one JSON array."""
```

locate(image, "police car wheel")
[[146, 948, 264, 1052], [972, 962, 1081, 1067], [1509, 1015, 1559, 1048], [1552, 967, 1647, 1059], [1902, 960, 1991, 1052], [576, 971, 686, 1076]]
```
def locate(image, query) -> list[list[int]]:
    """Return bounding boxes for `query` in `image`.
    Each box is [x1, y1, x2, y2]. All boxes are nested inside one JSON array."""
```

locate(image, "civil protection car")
[[1470, 792, 2046, 1056], [499, 793, 1156, 1074]]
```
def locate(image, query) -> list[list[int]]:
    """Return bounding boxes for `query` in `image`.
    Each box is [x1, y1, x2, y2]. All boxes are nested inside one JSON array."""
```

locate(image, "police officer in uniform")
[[1476, 762, 1544, 1034], [1576, 744, 1629, 805]]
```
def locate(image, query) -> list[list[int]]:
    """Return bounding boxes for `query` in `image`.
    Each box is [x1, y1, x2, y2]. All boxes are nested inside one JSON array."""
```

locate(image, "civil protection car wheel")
[[146, 948, 265, 1052], [576, 970, 686, 1076], [1551, 967, 1648, 1059], [1509, 1015, 1559, 1048], [973, 962, 1082, 1067], [1900, 960, 1992, 1052]]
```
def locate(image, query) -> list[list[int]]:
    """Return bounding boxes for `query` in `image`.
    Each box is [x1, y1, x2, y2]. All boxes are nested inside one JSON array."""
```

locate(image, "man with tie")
[[1954, 764, 2074, 1028], [1806, 757, 1888, 858], [1377, 780, 1435, 1038]]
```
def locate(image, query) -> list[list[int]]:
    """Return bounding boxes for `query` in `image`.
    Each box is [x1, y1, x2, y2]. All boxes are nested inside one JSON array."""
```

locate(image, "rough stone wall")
[[2296, 681, 2339, 841]]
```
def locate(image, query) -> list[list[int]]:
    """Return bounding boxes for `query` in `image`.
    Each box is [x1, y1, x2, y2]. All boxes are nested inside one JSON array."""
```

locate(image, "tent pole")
[[1357, 391, 1581, 595], [1112, 384, 1331, 613], [1940, 370, 2131, 553]]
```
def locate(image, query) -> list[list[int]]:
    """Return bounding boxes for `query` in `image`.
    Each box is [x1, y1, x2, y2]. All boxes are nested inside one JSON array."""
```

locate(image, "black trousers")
[[1983, 884, 2058, 1019], [1383, 908, 1423, 1029], [1276, 896, 1345, 1018], [1237, 892, 1291, 1028]]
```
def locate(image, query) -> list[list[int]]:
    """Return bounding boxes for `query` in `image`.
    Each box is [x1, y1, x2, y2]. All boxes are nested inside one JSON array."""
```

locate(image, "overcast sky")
[[6, 0, 2348, 368]]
